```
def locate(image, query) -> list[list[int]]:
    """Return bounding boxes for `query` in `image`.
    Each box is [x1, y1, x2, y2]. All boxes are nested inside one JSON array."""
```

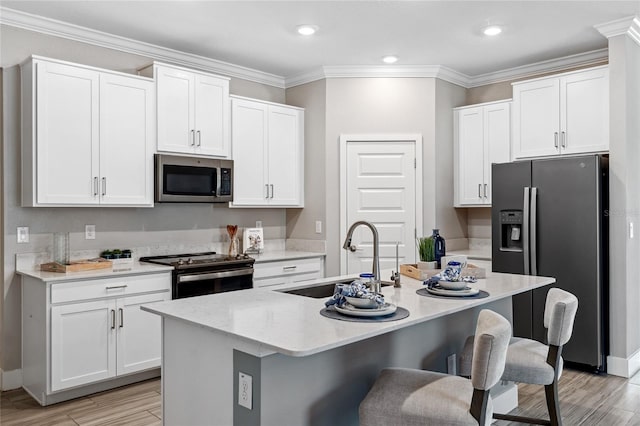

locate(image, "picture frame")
[[243, 228, 264, 253]]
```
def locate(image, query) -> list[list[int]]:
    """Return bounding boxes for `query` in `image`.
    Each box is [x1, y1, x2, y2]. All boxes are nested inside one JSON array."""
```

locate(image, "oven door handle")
[[177, 268, 253, 283]]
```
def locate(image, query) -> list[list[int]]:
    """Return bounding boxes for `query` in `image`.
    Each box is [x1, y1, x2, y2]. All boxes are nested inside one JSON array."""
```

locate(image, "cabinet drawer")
[[253, 257, 323, 279], [253, 270, 324, 289], [51, 273, 171, 304]]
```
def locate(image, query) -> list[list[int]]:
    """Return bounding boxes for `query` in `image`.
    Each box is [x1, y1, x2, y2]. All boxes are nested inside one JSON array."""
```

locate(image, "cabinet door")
[[267, 106, 303, 206], [156, 66, 195, 154], [51, 300, 116, 391], [116, 291, 170, 375], [194, 74, 230, 157], [231, 98, 269, 205], [484, 102, 511, 204], [560, 67, 609, 155], [36, 60, 99, 205], [456, 107, 486, 205], [512, 78, 560, 159], [99, 73, 154, 206]]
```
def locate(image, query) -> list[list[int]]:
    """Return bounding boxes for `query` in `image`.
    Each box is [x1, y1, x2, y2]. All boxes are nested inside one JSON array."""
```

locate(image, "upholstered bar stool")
[[359, 309, 511, 426], [459, 288, 579, 426]]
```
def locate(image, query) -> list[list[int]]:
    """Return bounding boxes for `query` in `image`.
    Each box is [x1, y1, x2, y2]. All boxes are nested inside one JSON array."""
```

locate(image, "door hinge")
[[414, 158, 417, 169]]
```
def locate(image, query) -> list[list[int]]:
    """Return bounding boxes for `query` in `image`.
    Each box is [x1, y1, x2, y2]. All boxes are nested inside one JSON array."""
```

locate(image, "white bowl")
[[438, 280, 468, 290], [345, 296, 379, 309]]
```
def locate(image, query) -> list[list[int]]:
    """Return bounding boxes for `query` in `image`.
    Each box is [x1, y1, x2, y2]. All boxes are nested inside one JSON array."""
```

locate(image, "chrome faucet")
[[343, 221, 381, 293]]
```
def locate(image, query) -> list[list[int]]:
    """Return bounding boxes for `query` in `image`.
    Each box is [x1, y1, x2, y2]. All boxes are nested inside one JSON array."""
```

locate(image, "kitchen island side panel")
[[161, 298, 511, 426]]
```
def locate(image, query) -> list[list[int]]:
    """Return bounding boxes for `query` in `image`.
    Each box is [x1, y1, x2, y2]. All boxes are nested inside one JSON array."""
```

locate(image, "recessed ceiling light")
[[483, 25, 502, 36], [297, 25, 318, 36], [382, 55, 398, 64]]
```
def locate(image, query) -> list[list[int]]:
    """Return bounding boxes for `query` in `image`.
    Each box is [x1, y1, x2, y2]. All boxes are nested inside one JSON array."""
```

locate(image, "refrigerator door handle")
[[530, 187, 538, 276], [523, 187, 530, 275]]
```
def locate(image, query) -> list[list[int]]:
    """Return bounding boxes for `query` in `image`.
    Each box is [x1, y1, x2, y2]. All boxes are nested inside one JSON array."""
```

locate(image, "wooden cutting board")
[[40, 258, 112, 273]]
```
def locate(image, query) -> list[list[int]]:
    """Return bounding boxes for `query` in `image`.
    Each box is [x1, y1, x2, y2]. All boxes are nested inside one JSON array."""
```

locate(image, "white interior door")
[[341, 135, 422, 276]]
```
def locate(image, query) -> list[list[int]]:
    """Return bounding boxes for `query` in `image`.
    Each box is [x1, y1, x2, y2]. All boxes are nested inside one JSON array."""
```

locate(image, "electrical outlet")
[[447, 354, 457, 375], [17, 227, 29, 243], [85, 224, 96, 240], [315, 221, 322, 234], [256, 220, 262, 228], [238, 372, 253, 410]]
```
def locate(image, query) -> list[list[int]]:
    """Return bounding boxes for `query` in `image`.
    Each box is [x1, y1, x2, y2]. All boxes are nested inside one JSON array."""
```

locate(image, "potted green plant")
[[121, 249, 132, 259], [111, 249, 123, 259], [100, 250, 114, 259], [417, 236, 437, 270]]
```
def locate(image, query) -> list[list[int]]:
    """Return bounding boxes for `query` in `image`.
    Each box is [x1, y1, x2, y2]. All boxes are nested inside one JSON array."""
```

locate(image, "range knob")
[[187, 258, 194, 265], [177, 259, 185, 266]]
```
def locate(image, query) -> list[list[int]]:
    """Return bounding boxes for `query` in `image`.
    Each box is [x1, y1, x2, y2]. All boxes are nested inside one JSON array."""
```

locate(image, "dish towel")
[[324, 280, 385, 308]]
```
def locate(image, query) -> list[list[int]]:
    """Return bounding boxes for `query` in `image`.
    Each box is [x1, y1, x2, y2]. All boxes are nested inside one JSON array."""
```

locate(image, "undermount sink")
[[280, 280, 394, 299]]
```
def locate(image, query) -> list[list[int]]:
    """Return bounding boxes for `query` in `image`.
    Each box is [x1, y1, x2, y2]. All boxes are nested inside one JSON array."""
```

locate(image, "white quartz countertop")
[[251, 250, 325, 263], [17, 262, 173, 282], [142, 270, 554, 357]]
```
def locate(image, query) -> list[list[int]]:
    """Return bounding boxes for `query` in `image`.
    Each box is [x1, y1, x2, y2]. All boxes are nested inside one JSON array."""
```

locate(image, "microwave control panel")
[[220, 168, 232, 196]]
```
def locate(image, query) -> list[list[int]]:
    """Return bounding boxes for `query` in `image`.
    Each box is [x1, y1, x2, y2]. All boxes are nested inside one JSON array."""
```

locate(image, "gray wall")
[[322, 77, 467, 275], [0, 25, 287, 375], [285, 79, 327, 241], [608, 33, 640, 361]]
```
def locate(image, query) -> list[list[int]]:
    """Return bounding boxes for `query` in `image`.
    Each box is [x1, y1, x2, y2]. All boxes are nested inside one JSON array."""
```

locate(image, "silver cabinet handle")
[[270, 184, 274, 199], [119, 308, 124, 328], [197, 130, 201, 147], [483, 183, 487, 198], [111, 309, 116, 330], [561, 131, 566, 148], [478, 184, 482, 198], [106, 285, 128, 290], [93, 177, 98, 196], [265, 184, 269, 199], [190, 129, 195, 146], [283, 266, 297, 271], [554, 132, 559, 148], [101, 177, 106, 196]]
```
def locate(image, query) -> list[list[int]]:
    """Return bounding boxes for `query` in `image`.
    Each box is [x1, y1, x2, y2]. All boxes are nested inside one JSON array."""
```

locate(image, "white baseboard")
[[1, 368, 23, 391], [607, 350, 640, 378], [492, 382, 518, 415]]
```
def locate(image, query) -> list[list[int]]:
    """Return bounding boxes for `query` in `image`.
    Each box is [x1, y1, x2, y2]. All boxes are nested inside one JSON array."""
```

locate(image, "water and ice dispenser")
[[499, 210, 523, 251]]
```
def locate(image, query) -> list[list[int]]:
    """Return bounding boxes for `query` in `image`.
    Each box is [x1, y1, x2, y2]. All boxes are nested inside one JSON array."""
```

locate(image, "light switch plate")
[[238, 372, 252, 410], [315, 221, 322, 234], [17, 227, 29, 243], [85, 224, 96, 240], [256, 220, 262, 228]]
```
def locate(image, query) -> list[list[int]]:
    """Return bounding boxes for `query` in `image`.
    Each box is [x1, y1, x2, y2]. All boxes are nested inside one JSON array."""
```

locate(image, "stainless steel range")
[[140, 252, 255, 299]]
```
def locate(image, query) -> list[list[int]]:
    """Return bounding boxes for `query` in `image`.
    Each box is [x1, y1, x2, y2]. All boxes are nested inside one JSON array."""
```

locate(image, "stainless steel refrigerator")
[[492, 154, 608, 372]]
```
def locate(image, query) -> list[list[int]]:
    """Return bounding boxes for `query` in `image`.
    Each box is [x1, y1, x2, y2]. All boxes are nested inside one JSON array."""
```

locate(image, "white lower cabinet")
[[253, 257, 325, 288], [22, 272, 170, 403]]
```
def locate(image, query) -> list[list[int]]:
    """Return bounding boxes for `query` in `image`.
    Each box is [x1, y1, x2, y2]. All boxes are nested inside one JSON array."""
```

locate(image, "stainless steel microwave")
[[155, 154, 233, 203]]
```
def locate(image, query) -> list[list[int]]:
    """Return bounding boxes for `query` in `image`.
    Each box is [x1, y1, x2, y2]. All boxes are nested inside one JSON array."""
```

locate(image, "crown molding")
[[0, 6, 623, 91], [467, 48, 609, 87], [0, 6, 286, 88], [595, 15, 640, 46], [285, 65, 471, 88]]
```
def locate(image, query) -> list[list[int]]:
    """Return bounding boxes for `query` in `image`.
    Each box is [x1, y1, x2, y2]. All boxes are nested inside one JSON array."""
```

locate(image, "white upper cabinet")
[[454, 100, 511, 207], [231, 96, 304, 207], [512, 66, 609, 159], [21, 57, 154, 207], [151, 63, 230, 158]]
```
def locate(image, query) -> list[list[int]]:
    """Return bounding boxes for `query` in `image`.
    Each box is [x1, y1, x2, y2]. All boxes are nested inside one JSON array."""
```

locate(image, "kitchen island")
[[142, 271, 555, 426]]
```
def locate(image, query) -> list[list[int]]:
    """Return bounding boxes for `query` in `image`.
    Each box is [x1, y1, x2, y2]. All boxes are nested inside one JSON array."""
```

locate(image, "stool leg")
[[544, 379, 562, 426]]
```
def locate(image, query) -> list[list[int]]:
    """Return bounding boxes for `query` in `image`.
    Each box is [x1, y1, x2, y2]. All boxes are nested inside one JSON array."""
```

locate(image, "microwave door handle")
[[177, 269, 253, 283]]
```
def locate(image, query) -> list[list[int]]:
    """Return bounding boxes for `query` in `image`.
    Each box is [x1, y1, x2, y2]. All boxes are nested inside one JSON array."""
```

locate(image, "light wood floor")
[[1, 368, 639, 425]]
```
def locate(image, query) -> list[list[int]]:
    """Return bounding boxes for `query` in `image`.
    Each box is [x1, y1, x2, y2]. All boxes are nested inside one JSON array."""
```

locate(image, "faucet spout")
[[342, 221, 381, 292]]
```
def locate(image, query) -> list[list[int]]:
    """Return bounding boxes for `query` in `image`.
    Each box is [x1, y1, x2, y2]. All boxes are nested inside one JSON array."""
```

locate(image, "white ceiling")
[[2, 1, 639, 84]]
